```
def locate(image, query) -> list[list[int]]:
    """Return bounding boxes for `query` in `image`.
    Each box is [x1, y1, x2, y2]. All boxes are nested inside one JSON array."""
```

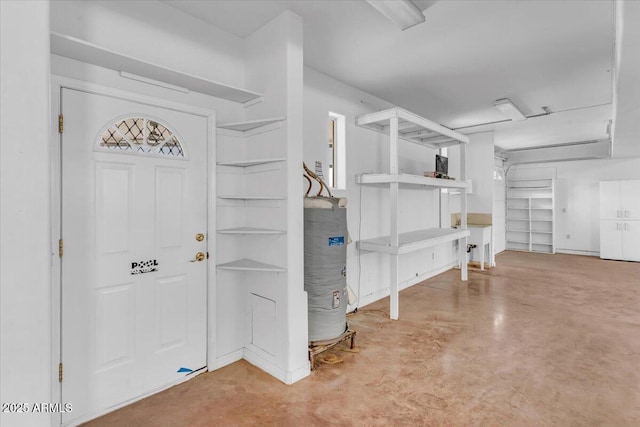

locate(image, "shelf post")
[[460, 143, 468, 281], [389, 117, 400, 319]]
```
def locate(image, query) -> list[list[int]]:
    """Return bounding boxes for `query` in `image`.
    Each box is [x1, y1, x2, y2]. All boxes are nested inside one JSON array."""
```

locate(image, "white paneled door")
[[61, 88, 208, 425]]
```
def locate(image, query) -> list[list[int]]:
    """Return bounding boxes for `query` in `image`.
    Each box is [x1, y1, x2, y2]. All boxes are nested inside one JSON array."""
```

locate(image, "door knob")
[[190, 252, 205, 262]]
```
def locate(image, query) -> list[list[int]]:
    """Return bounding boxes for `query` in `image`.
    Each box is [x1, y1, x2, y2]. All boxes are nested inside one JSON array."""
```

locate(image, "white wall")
[[304, 68, 460, 311], [466, 132, 495, 214], [1, 1, 52, 426], [509, 157, 640, 256]]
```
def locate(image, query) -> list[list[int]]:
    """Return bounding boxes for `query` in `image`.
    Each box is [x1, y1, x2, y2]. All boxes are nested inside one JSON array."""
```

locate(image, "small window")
[[98, 117, 185, 157], [328, 112, 346, 189]]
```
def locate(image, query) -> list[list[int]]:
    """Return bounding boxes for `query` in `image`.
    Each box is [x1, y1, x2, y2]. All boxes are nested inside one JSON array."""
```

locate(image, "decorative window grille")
[[98, 117, 184, 157]]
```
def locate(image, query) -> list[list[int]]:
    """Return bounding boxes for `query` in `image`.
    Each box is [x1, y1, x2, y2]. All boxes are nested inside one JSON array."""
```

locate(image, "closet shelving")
[[216, 117, 288, 273], [355, 107, 470, 320], [506, 178, 555, 253]]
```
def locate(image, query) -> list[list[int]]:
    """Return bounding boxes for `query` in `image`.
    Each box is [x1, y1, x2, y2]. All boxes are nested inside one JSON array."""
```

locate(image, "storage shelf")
[[507, 240, 531, 244], [217, 258, 286, 272], [356, 107, 469, 148], [218, 195, 286, 200], [355, 106, 469, 320], [507, 229, 530, 232], [50, 32, 262, 104], [506, 177, 554, 254], [217, 227, 286, 235], [357, 173, 470, 189], [357, 228, 470, 255], [217, 117, 286, 132], [217, 158, 286, 167], [507, 196, 553, 200]]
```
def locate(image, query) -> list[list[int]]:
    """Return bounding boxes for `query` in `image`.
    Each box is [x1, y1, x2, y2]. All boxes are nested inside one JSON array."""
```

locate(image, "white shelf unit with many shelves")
[[355, 107, 470, 320], [216, 117, 288, 272], [506, 178, 555, 253]]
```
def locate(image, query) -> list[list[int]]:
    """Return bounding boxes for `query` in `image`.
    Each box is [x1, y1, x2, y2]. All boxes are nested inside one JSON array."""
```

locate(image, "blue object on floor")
[[177, 367, 193, 373]]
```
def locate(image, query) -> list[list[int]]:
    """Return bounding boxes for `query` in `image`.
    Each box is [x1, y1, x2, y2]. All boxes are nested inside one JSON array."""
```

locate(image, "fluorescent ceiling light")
[[494, 98, 527, 121], [367, 0, 425, 31]]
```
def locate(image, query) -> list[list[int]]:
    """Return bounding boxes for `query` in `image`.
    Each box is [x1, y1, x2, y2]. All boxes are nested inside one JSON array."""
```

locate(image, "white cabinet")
[[506, 178, 555, 254], [622, 222, 640, 262], [600, 220, 623, 260], [599, 180, 640, 261], [355, 107, 470, 320]]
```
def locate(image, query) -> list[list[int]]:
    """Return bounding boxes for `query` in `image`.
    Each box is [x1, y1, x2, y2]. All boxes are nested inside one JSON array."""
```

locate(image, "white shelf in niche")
[[217, 258, 286, 272], [217, 117, 286, 137], [50, 32, 262, 104], [217, 158, 286, 167], [217, 227, 286, 235]]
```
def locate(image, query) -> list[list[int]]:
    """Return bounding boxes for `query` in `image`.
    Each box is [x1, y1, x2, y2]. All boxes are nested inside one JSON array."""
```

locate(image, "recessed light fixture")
[[494, 98, 527, 121], [367, 0, 426, 31]]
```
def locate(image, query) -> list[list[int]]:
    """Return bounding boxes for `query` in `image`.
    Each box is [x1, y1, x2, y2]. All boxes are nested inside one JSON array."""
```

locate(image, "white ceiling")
[[164, 0, 615, 151]]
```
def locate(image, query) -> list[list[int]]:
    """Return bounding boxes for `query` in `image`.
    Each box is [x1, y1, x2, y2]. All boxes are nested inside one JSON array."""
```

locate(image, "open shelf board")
[[217, 117, 285, 138], [357, 228, 470, 255], [217, 227, 286, 235], [357, 173, 470, 189], [217, 117, 286, 132], [356, 107, 469, 149], [217, 157, 286, 167], [50, 32, 262, 104], [217, 258, 286, 272], [218, 195, 286, 200]]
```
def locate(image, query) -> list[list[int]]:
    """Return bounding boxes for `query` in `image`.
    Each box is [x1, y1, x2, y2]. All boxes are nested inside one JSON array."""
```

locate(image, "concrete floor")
[[86, 252, 640, 426]]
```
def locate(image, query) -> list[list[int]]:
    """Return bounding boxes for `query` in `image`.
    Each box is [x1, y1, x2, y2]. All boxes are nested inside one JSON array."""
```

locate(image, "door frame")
[[50, 75, 217, 426]]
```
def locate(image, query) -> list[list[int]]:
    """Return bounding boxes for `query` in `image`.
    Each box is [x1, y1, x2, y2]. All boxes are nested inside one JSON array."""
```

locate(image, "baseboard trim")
[[556, 248, 599, 256], [212, 349, 244, 371]]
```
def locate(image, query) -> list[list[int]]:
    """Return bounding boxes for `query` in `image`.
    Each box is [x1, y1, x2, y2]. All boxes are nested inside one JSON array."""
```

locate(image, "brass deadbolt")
[[196, 233, 205, 242]]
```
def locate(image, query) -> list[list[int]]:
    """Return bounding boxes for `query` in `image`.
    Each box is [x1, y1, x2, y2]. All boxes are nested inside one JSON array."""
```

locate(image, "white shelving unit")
[[355, 107, 470, 320], [506, 178, 555, 253], [216, 117, 288, 272]]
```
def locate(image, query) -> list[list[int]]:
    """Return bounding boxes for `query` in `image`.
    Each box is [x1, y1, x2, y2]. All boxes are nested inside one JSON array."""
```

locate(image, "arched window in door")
[[98, 117, 185, 158]]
